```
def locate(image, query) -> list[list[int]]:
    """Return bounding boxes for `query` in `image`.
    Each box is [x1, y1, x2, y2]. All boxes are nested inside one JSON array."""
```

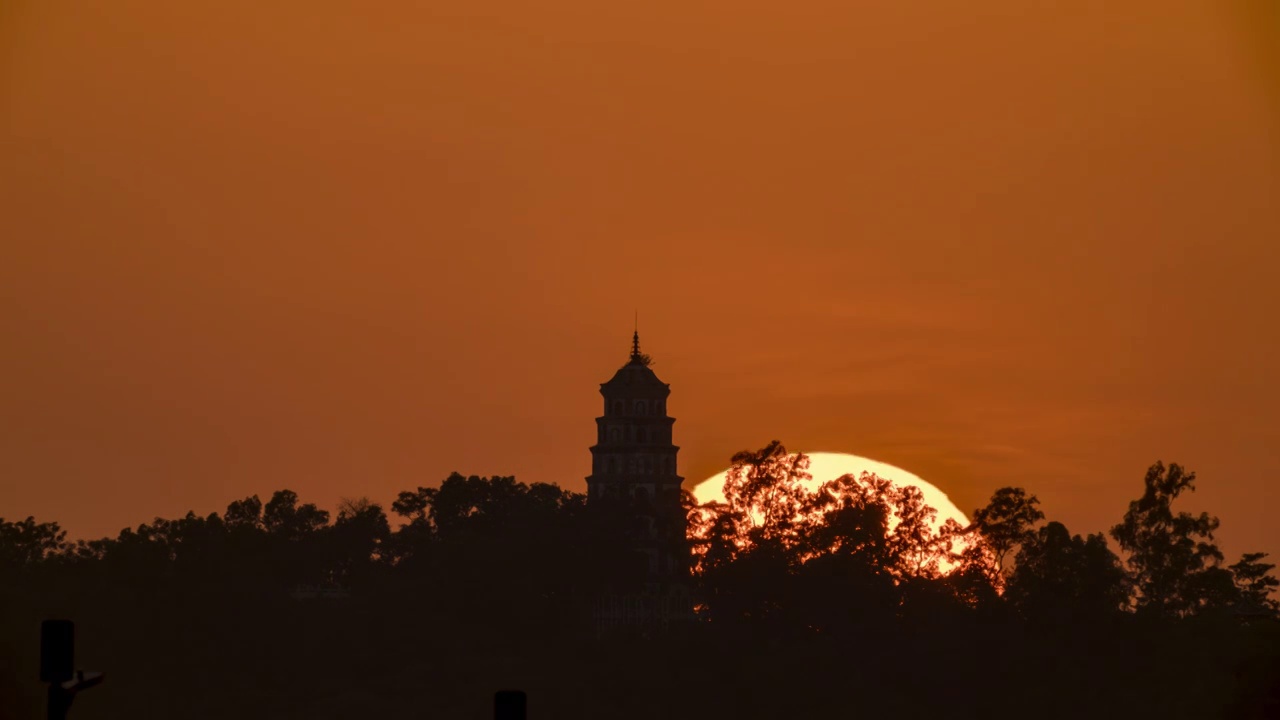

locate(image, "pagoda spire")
[[630, 310, 645, 362]]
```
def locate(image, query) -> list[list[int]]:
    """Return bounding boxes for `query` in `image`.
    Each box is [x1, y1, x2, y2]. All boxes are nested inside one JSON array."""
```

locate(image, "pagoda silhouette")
[[587, 331, 694, 636]]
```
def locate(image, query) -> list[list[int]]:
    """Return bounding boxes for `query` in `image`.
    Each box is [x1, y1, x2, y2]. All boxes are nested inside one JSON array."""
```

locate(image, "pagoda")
[[587, 331, 694, 634]]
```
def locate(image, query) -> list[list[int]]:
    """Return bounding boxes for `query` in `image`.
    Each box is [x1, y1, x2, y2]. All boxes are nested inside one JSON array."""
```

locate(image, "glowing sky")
[[2, 1, 1277, 565]]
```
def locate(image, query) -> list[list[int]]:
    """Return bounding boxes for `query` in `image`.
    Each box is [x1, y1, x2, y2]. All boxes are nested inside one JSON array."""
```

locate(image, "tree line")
[[1, 442, 1277, 718], [687, 441, 1277, 628]]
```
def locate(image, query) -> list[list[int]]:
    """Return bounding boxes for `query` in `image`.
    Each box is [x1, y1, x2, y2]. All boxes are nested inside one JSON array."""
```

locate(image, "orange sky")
[[2, 0, 1278, 564]]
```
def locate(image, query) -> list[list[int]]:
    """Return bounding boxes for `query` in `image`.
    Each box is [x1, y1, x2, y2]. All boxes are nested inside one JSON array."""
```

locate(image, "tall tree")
[[330, 497, 391, 586], [970, 487, 1044, 578], [224, 495, 264, 531], [1006, 521, 1130, 620], [262, 490, 330, 539], [1110, 461, 1227, 617], [688, 441, 812, 624], [720, 440, 813, 549]]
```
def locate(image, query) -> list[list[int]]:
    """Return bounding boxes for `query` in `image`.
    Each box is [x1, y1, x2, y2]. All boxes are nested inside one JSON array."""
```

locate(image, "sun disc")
[[692, 451, 969, 532]]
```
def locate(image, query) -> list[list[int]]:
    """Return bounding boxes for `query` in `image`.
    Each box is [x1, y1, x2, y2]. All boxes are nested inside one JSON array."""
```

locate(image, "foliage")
[[2, 448, 1278, 718], [1230, 552, 1280, 616], [0, 516, 66, 568], [969, 487, 1044, 578], [1005, 521, 1131, 620], [1111, 462, 1228, 616], [687, 440, 967, 628]]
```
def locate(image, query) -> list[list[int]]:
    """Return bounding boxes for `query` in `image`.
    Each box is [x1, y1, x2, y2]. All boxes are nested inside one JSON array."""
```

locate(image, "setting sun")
[[692, 451, 970, 532]]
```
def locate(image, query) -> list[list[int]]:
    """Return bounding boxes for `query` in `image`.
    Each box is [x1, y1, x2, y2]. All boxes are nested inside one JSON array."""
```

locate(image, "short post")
[[494, 690, 527, 720], [40, 620, 104, 720]]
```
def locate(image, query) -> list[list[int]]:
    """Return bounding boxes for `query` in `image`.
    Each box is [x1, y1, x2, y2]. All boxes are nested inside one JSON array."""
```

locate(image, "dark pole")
[[495, 690, 527, 720], [40, 620, 102, 719], [47, 683, 75, 720], [40, 620, 75, 720]]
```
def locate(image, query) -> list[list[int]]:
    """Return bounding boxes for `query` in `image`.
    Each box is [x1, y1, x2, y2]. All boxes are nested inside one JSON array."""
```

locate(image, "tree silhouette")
[[689, 441, 972, 630], [1230, 553, 1280, 616], [687, 441, 811, 624], [2, 451, 1278, 719], [1110, 461, 1228, 616], [1005, 521, 1130, 620], [720, 440, 813, 549], [263, 489, 330, 539], [0, 517, 66, 568], [330, 497, 391, 587], [806, 470, 954, 580], [969, 487, 1043, 581], [224, 495, 264, 530]]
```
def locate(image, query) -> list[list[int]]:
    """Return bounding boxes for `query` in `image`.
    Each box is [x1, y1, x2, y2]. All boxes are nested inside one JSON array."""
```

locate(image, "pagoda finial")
[[629, 314, 651, 365]]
